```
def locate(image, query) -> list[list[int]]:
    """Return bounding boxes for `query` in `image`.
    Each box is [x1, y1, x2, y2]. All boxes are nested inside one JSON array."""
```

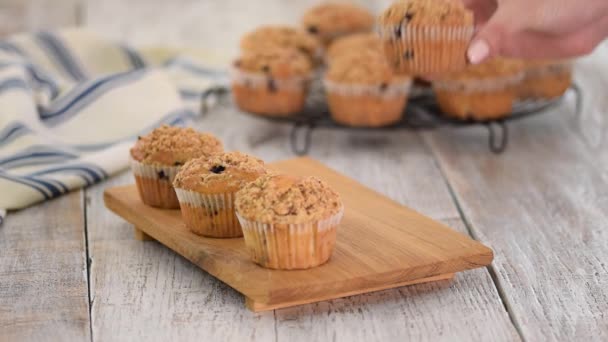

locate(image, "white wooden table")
[[2, 1, 608, 341]]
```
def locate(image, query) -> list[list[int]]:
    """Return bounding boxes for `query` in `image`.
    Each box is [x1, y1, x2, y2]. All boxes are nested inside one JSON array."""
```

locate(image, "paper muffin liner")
[[378, 24, 474, 74], [323, 78, 411, 127], [433, 74, 523, 121], [130, 157, 181, 209], [324, 78, 412, 99], [175, 188, 242, 238], [518, 62, 572, 100], [230, 67, 311, 92], [231, 68, 312, 116], [433, 73, 524, 94], [236, 207, 344, 270]]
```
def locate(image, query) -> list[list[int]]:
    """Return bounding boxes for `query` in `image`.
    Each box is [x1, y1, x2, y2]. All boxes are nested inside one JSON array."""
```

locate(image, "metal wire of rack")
[[200, 83, 583, 155]]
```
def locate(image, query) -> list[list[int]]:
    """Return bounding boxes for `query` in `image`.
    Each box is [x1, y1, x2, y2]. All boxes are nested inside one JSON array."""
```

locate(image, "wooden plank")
[[0, 191, 90, 342], [423, 62, 608, 340], [245, 273, 455, 312], [86, 104, 519, 341], [103, 158, 492, 310], [0, 0, 82, 37]]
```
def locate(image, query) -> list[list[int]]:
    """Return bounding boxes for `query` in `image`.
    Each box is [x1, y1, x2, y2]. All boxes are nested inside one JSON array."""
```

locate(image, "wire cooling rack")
[[199, 83, 582, 155]]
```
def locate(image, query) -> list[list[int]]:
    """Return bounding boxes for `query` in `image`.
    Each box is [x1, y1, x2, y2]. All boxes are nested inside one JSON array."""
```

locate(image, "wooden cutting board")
[[104, 157, 493, 312]]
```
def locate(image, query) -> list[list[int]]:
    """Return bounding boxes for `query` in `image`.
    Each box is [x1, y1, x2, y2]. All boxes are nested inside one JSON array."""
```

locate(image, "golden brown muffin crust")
[[441, 58, 525, 81], [326, 33, 383, 61], [235, 174, 342, 224], [234, 48, 313, 79], [130, 125, 223, 166], [302, 3, 375, 40], [326, 51, 395, 84], [173, 151, 267, 194], [379, 0, 473, 26], [240, 25, 321, 60]]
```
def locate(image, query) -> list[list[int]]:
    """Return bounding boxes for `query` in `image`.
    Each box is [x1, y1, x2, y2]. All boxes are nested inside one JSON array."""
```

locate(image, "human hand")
[[463, 0, 608, 63]]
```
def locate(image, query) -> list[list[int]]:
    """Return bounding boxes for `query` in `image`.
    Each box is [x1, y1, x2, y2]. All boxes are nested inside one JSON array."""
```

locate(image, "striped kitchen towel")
[[0, 29, 228, 224]]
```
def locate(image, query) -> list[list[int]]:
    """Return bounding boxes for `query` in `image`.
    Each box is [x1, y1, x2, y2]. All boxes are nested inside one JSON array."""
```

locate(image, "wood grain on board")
[[103, 157, 493, 311]]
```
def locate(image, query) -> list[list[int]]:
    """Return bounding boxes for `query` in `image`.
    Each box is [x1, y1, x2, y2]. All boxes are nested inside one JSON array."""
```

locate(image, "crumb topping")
[[173, 151, 267, 193], [326, 33, 383, 61], [379, 0, 473, 26], [240, 25, 321, 60], [130, 125, 223, 166], [302, 3, 375, 41], [235, 174, 342, 224], [234, 48, 313, 78], [326, 50, 396, 84]]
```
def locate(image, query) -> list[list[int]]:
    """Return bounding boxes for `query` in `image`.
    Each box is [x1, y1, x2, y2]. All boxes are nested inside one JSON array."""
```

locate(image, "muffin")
[[235, 174, 343, 270], [378, 0, 474, 74], [231, 48, 313, 116], [130, 125, 223, 209], [240, 25, 322, 63], [433, 58, 525, 120], [518, 60, 572, 100], [325, 32, 383, 63], [324, 51, 412, 127], [302, 3, 375, 45], [173, 151, 267, 238]]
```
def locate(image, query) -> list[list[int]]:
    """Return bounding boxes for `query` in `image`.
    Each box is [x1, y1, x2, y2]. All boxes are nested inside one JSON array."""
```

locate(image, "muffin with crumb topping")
[[518, 60, 572, 100], [324, 51, 412, 127], [325, 32, 383, 63], [235, 174, 343, 269], [378, 0, 474, 74], [433, 58, 525, 120], [240, 25, 322, 63], [173, 151, 267, 238], [302, 3, 375, 45], [231, 48, 313, 116], [130, 125, 223, 209]]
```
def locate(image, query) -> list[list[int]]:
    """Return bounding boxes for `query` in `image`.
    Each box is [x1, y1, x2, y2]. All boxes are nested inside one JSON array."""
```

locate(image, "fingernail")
[[467, 39, 490, 64]]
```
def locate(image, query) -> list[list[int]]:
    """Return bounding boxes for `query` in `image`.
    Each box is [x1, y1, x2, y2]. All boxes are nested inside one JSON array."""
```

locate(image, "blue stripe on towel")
[[30, 164, 108, 185], [0, 172, 52, 199], [0, 77, 30, 95], [122, 45, 146, 69], [35, 31, 87, 81], [0, 122, 31, 144], [0, 41, 25, 56], [40, 69, 147, 125]]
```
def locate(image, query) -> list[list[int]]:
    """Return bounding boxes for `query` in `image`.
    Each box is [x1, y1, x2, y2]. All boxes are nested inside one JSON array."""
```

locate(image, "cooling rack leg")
[[290, 122, 314, 156], [199, 86, 228, 117], [487, 121, 508, 154]]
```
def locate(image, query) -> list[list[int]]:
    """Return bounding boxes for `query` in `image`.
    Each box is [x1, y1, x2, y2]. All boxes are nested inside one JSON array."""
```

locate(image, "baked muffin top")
[[302, 3, 375, 41], [326, 51, 395, 84], [234, 48, 313, 79], [130, 125, 223, 166], [441, 58, 525, 81], [379, 0, 474, 26], [173, 151, 267, 194], [235, 174, 342, 224], [240, 25, 321, 60], [326, 33, 383, 61]]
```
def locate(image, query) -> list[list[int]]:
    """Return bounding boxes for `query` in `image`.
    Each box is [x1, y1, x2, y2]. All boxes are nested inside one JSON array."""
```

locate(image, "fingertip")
[[467, 39, 490, 64]]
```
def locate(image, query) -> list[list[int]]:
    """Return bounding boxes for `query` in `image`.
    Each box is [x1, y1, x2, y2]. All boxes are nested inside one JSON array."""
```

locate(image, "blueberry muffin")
[[325, 32, 383, 63], [433, 58, 525, 120], [378, 0, 474, 74], [173, 151, 267, 238], [302, 3, 375, 45], [324, 51, 412, 127], [231, 48, 313, 116], [518, 60, 573, 100], [130, 125, 223, 209], [240, 25, 322, 63], [235, 174, 343, 270]]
